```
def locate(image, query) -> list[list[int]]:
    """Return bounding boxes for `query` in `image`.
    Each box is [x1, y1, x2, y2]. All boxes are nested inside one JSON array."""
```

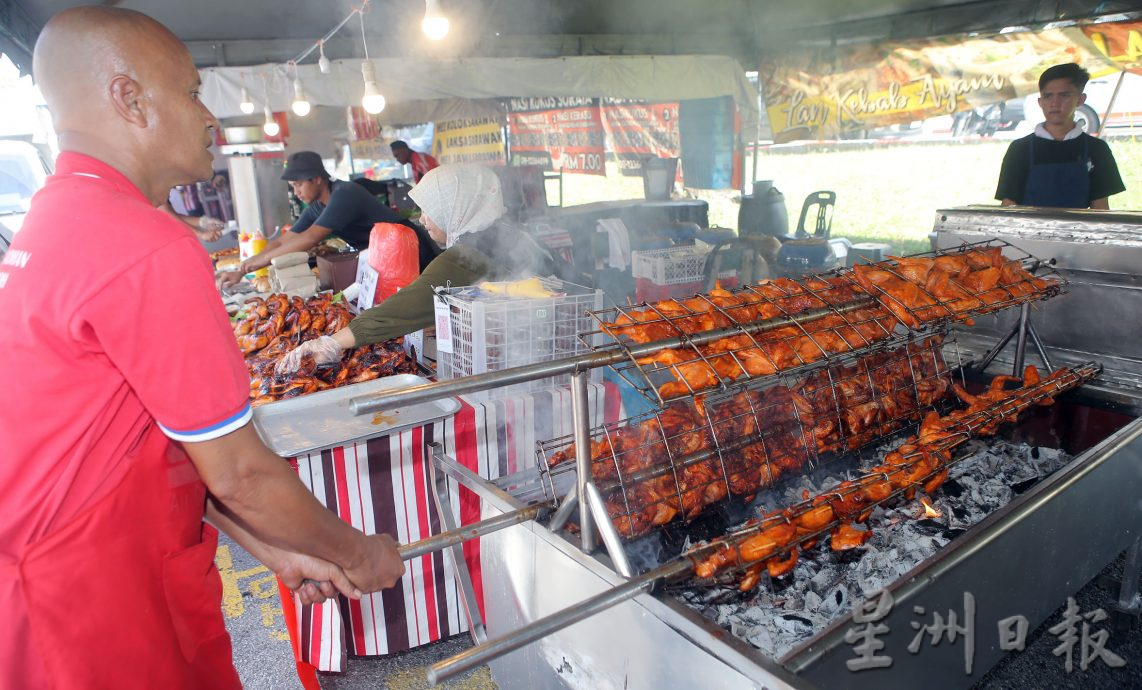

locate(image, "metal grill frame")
[[582, 239, 1065, 408]]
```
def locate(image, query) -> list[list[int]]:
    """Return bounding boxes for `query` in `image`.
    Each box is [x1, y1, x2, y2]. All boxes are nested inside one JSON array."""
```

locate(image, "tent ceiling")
[[4, 0, 1136, 73]]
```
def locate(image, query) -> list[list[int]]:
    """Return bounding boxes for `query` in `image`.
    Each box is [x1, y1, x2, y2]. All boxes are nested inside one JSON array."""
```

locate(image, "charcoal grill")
[[348, 208, 1142, 689]]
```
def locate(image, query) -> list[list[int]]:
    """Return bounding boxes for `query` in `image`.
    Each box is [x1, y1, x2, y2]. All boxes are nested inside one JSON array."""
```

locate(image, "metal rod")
[[1013, 303, 1031, 376], [427, 444, 488, 645], [572, 370, 595, 553], [1027, 320, 1054, 372], [427, 558, 694, 685], [585, 481, 634, 577], [975, 324, 1017, 371], [547, 484, 578, 532], [350, 297, 875, 415], [397, 504, 545, 561]]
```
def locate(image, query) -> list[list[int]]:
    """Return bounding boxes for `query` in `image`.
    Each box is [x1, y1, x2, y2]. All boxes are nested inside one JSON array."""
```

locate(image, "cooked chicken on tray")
[[232, 292, 416, 406]]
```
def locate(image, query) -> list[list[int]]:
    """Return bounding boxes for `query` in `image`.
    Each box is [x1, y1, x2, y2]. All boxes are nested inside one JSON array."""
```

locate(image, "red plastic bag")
[[367, 222, 420, 303]]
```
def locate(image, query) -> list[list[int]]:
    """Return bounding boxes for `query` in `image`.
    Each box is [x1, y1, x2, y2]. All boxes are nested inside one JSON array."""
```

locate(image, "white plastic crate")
[[631, 246, 712, 285], [434, 279, 603, 399]]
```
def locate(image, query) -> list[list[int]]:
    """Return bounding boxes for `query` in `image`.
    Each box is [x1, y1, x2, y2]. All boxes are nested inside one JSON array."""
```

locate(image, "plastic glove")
[[276, 335, 344, 375], [198, 216, 226, 232]]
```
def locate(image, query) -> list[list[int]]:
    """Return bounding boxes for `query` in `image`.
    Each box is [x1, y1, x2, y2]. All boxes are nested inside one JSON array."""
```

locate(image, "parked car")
[[0, 140, 52, 254]]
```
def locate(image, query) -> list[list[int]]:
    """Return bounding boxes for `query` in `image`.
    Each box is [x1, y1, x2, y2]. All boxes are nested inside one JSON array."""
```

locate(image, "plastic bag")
[[367, 222, 420, 303]]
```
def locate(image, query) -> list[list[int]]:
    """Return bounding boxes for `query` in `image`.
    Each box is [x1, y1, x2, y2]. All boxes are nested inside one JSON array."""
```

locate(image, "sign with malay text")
[[761, 28, 1119, 142], [1083, 20, 1142, 73], [600, 99, 680, 177], [432, 117, 507, 166], [507, 97, 606, 175]]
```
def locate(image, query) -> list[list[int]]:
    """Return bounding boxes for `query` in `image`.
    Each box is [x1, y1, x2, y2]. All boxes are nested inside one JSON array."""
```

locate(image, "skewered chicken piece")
[[690, 364, 1088, 586]]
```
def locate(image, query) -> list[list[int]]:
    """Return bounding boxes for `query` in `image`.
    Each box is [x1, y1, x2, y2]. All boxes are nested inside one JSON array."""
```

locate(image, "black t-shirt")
[[995, 133, 1125, 206], [291, 180, 441, 270]]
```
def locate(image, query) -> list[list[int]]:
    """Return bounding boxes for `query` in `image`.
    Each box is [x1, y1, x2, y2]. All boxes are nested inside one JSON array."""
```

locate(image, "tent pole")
[[750, 70, 762, 192], [1097, 71, 1126, 138]]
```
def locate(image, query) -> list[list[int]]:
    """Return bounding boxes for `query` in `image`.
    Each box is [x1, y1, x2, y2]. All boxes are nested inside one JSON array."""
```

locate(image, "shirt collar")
[[1033, 122, 1083, 141], [53, 151, 150, 203]]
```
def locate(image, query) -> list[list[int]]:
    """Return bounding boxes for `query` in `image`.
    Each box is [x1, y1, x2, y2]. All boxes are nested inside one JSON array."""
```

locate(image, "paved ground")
[[218, 534, 495, 690], [221, 533, 1138, 689]]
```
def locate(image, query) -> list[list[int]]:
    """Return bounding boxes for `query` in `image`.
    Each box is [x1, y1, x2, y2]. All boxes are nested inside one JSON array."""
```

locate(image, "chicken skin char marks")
[[236, 293, 417, 406], [604, 276, 903, 400], [548, 340, 953, 540], [690, 364, 1080, 589], [848, 247, 1058, 329]]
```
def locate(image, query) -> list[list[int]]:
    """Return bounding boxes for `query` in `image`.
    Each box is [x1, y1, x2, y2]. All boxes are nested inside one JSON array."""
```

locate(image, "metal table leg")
[[428, 443, 489, 644]]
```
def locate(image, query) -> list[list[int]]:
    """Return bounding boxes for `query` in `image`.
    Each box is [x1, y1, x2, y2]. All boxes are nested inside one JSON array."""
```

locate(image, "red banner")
[[507, 97, 605, 176], [600, 99, 680, 177], [346, 106, 380, 142]]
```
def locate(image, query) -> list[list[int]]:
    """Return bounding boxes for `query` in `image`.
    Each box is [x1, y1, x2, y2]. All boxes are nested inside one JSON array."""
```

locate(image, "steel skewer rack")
[[350, 239, 1065, 571]]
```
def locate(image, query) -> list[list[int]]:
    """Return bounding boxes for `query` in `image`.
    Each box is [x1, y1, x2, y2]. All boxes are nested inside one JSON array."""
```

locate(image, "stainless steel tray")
[[252, 374, 461, 457]]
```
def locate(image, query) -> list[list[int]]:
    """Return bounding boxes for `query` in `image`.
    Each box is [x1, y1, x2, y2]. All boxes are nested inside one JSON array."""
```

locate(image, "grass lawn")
[[556, 136, 1142, 258]]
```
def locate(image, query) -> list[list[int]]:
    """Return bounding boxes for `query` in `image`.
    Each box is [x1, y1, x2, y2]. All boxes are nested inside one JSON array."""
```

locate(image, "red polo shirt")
[[409, 150, 439, 183], [0, 151, 250, 560]]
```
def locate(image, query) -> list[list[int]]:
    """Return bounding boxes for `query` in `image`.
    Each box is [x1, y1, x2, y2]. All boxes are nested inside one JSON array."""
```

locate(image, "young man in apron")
[[995, 63, 1125, 209]]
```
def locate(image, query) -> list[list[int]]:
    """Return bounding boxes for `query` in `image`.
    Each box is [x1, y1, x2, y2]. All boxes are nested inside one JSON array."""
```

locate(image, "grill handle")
[[426, 556, 696, 685], [397, 503, 548, 561]]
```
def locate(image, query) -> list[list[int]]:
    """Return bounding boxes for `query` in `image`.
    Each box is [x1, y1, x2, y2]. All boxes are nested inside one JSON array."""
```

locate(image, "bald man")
[[0, 8, 403, 688]]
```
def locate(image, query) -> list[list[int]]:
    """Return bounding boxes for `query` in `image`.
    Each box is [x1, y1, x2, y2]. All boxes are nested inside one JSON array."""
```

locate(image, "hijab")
[[408, 164, 505, 247]]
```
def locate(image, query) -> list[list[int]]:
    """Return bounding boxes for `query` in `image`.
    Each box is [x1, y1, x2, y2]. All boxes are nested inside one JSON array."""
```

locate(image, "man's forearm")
[[244, 232, 319, 270], [185, 426, 367, 571]]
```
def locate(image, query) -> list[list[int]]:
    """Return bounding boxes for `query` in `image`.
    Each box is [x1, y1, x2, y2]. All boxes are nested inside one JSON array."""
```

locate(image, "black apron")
[[1022, 134, 1090, 208]]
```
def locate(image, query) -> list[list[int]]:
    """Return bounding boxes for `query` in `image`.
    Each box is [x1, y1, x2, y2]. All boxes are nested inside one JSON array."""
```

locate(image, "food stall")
[[328, 210, 1142, 689], [222, 273, 624, 676]]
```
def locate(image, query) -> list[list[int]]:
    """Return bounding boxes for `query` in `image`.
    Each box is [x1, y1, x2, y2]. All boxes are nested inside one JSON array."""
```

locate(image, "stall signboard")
[[601, 99, 680, 177], [507, 97, 606, 175], [1083, 20, 1142, 73], [761, 27, 1118, 142], [431, 117, 506, 166]]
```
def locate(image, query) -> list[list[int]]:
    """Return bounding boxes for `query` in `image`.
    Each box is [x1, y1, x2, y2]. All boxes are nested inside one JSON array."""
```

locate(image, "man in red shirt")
[[390, 139, 440, 183], [0, 7, 404, 689]]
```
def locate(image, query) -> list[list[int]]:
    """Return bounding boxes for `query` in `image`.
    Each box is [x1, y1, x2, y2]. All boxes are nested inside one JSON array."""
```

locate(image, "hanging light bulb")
[[291, 66, 311, 117], [358, 8, 385, 114], [361, 61, 386, 114], [239, 85, 255, 114], [421, 0, 449, 41], [263, 105, 280, 137], [318, 41, 332, 74]]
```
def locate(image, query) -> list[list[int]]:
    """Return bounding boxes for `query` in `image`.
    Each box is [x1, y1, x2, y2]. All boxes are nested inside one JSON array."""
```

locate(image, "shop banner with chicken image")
[[600, 98, 681, 177], [506, 97, 606, 175], [1083, 20, 1142, 74], [761, 27, 1119, 143]]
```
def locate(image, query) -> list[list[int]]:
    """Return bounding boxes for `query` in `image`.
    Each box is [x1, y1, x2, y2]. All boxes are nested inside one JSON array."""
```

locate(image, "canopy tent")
[[199, 54, 759, 127], [3, 0, 1138, 76]]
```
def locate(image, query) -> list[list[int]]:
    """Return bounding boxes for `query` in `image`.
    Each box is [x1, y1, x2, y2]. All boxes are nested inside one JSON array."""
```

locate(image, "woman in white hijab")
[[278, 164, 560, 371]]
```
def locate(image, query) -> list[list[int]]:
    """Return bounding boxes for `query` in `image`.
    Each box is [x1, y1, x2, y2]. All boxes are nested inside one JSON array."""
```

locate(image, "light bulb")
[[291, 77, 311, 117], [263, 107, 280, 137], [239, 86, 255, 114], [361, 61, 386, 114], [422, 0, 449, 40], [318, 43, 332, 74]]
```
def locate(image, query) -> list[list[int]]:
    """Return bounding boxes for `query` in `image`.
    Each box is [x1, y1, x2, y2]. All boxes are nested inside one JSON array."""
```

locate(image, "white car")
[[0, 140, 52, 257]]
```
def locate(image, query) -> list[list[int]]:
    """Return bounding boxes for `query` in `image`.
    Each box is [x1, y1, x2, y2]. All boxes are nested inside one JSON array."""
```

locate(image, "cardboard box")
[[317, 252, 360, 292]]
